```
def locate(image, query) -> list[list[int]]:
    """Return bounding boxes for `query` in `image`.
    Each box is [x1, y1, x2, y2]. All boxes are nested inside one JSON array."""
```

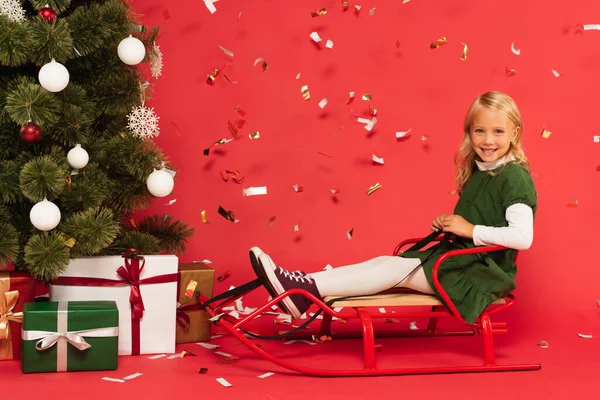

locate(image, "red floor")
[[2, 317, 599, 400]]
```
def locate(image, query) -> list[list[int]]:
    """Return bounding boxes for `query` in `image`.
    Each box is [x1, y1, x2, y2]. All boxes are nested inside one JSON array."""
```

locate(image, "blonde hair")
[[454, 91, 530, 193]]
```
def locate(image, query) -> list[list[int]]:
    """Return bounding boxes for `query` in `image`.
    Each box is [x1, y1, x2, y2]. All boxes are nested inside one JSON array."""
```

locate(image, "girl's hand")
[[431, 214, 449, 232], [440, 214, 475, 239]]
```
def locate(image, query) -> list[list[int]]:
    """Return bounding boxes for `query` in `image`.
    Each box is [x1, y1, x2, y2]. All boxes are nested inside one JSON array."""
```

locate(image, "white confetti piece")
[[168, 353, 184, 359], [584, 24, 600, 30], [372, 154, 384, 165], [323, 264, 333, 271], [258, 372, 275, 379], [421, 135, 429, 141], [402, 0, 410, 3], [551, 69, 560, 78], [147, 354, 166, 359], [235, 299, 244, 311], [326, 40, 334, 49], [357, 117, 371, 124], [308, 312, 324, 320], [208, 313, 225, 321], [215, 351, 233, 357], [578, 333, 593, 339], [378, 308, 387, 313], [349, 91, 355, 99], [253, 57, 266, 68], [123, 372, 143, 380], [409, 321, 418, 330], [216, 377, 232, 387], [193, 259, 212, 264], [369, 7, 376, 16], [511, 41, 521, 56], [243, 186, 268, 196], [296, 73, 301, 79], [593, 135, 600, 143], [197, 342, 220, 349], [228, 310, 241, 319], [355, 5, 361, 11], [102, 377, 125, 383], [310, 32, 322, 43], [334, 307, 343, 312], [284, 340, 297, 345], [537, 340, 549, 349], [365, 117, 378, 132], [242, 306, 258, 314], [222, 306, 235, 311], [300, 340, 317, 346], [204, 0, 218, 14], [167, 199, 177, 205], [396, 129, 411, 138], [300, 313, 307, 319], [318, 98, 329, 108], [218, 45, 234, 57]]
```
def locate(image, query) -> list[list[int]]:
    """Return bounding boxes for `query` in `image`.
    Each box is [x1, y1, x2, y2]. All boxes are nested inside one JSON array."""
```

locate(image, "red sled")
[[200, 235, 541, 377]]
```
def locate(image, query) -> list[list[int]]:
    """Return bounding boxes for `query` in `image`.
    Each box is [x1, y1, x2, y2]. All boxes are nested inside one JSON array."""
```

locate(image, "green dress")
[[400, 162, 537, 324]]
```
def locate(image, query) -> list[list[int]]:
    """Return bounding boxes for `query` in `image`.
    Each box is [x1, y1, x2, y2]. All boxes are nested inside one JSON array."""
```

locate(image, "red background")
[[134, 0, 600, 343]]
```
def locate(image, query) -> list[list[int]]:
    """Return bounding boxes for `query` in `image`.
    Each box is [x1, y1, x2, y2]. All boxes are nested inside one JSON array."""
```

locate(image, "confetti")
[[199, 368, 209, 374], [460, 42, 468, 61], [185, 280, 198, 298], [258, 372, 275, 379], [204, 0, 218, 14], [593, 136, 600, 143], [349, 91, 355, 102], [215, 351, 232, 358], [396, 129, 411, 138], [221, 169, 245, 183], [206, 67, 221, 84], [369, 7, 376, 16], [362, 94, 372, 101], [216, 378, 232, 388], [551, 69, 560, 78], [396, 40, 401, 49], [208, 313, 225, 322], [505, 67, 516, 76], [167, 352, 186, 359], [211, 334, 224, 339], [584, 24, 600, 30], [300, 340, 317, 346], [567, 197, 579, 208], [355, 5, 361, 12], [123, 373, 143, 380], [201, 210, 208, 224], [217, 271, 230, 282], [347, 228, 354, 240], [372, 154, 384, 165], [309, 32, 323, 43], [234, 106, 247, 116], [311, 8, 327, 17], [219, 45, 234, 57], [342, 1, 349, 8], [318, 98, 329, 109], [269, 216, 276, 227], [324, 264, 333, 270], [218, 206, 236, 222], [331, 189, 340, 194], [217, 355, 240, 364], [249, 132, 260, 139], [366, 182, 382, 195], [541, 127, 552, 139], [102, 377, 125, 383], [295, 73, 301, 79], [378, 307, 387, 313], [294, 220, 302, 232], [301, 85, 311, 101], [409, 321, 419, 330], [224, 74, 238, 84], [403, 0, 410, 3], [162, 10, 170, 19], [197, 342, 220, 350], [422, 135, 429, 141], [326, 40, 334, 49], [430, 37, 447, 49], [243, 186, 268, 196], [284, 340, 297, 345], [537, 340, 549, 349], [511, 41, 521, 55], [293, 184, 304, 192], [167, 199, 176, 205], [148, 354, 167, 359], [578, 333, 593, 339]]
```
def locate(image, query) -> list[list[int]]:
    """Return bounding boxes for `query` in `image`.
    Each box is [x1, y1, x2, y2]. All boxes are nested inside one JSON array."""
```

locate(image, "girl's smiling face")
[[469, 106, 519, 162]]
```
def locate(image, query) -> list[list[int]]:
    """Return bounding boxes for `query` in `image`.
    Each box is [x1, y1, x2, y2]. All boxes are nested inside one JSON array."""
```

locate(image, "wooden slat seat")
[[323, 293, 506, 308]]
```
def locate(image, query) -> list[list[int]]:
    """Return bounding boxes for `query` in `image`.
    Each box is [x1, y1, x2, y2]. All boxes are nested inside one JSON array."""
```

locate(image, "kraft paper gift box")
[[48, 253, 178, 355], [0, 271, 35, 360], [21, 301, 118, 373], [176, 264, 214, 343]]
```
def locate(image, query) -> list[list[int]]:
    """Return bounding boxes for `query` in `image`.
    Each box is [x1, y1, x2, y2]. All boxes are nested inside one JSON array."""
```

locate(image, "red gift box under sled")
[[200, 235, 541, 377]]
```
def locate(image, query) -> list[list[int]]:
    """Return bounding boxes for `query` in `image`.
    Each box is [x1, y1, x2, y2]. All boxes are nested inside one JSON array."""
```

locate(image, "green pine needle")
[[28, 18, 73, 66], [19, 155, 69, 202], [61, 207, 120, 256], [0, 222, 18, 268], [138, 215, 195, 254], [109, 231, 160, 255], [0, 17, 31, 67], [5, 81, 61, 126], [24, 232, 70, 281], [30, 0, 72, 14], [0, 160, 23, 204]]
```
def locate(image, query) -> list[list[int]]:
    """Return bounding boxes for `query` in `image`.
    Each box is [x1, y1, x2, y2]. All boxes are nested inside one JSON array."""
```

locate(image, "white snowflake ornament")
[[150, 42, 163, 78], [0, 0, 26, 22], [127, 104, 160, 138]]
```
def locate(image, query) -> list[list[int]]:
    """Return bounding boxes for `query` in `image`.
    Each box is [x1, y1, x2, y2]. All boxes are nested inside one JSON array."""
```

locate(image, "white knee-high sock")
[[308, 256, 434, 297]]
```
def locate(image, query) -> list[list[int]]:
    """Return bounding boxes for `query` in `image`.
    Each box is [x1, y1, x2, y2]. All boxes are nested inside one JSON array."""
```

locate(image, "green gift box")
[[21, 301, 119, 373]]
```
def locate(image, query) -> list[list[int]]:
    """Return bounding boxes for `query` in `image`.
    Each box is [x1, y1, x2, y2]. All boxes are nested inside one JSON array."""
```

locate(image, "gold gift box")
[[176, 264, 214, 344]]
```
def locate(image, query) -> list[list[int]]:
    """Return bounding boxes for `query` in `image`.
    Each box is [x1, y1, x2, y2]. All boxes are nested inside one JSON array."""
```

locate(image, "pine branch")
[[30, 0, 72, 14], [5, 80, 61, 126], [19, 155, 69, 202], [0, 222, 18, 268], [0, 160, 23, 204], [24, 231, 70, 281], [108, 231, 160, 255], [60, 164, 112, 213], [0, 16, 31, 67], [138, 215, 195, 254], [0, 122, 29, 159], [28, 18, 74, 66], [61, 206, 120, 256]]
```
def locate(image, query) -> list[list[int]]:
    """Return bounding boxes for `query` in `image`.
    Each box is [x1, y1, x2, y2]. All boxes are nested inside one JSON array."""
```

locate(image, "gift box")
[[1, 271, 35, 360], [176, 264, 214, 343], [21, 301, 118, 373], [49, 252, 178, 355]]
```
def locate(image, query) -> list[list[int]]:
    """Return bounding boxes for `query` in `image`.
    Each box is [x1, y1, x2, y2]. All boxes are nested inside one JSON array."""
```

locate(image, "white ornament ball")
[[146, 169, 174, 198], [30, 198, 61, 231], [38, 59, 70, 92], [67, 144, 89, 169], [117, 35, 146, 66]]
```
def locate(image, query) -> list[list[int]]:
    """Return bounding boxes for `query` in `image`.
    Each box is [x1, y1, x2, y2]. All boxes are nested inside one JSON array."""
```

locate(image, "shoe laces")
[[279, 267, 313, 284]]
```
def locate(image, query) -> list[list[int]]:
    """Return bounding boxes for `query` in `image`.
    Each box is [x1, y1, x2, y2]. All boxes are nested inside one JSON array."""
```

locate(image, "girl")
[[249, 91, 537, 324]]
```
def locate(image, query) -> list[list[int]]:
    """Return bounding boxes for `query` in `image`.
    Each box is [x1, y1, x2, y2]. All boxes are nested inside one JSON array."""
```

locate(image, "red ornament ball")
[[20, 122, 43, 144], [38, 7, 56, 22]]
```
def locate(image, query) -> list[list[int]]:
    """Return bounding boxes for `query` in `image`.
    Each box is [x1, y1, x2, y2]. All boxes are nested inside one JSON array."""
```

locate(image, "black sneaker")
[[249, 246, 321, 319]]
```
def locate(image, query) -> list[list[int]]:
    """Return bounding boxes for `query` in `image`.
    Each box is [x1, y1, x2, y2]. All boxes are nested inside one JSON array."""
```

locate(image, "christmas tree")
[[0, 0, 194, 281]]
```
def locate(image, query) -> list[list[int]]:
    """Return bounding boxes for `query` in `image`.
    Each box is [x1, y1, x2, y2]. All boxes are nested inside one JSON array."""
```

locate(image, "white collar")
[[475, 153, 515, 171]]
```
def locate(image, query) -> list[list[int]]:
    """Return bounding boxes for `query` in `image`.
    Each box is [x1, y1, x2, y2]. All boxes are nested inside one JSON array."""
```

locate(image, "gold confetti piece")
[[206, 67, 221, 84], [537, 340, 549, 349], [185, 280, 198, 298], [460, 42, 468, 61], [511, 41, 521, 55], [224, 74, 238, 84], [59, 232, 76, 248], [578, 333, 593, 339], [395, 40, 401, 49], [369, 7, 376, 16], [293, 184, 304, 192], [318, 98, 328, 108], [366, 182, 381, 195], [253, 57, 268, 71], [301, 85, 311, 101], [326, 40, 334, 49], [163, 10, 171, 19], [65, 175, 72, 188], [337, 318, 348, 324], [218, 206, 236, 222], [217, 271, 230, 282], [269, 216, 276, 227], [567, 196, 579, 208], [541, 126, 552, 139], [429, 37, 447, 49], [249, 131, 260, 139], [369, 104, 378, 116], [372, 154, 384, 165], [362, 94, 372, 100], [311, 8, 327, 17], [331, 189, 340, 194], [201, 210, 208, 223], [309, 32, 322, 43], [218, 45, 234, 57], [234, 106, 247, 116], [342, 0, 349, 7], [346, 228, 354, 240], [217, 355, 240, 364], [129, 218, 137, 229]]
